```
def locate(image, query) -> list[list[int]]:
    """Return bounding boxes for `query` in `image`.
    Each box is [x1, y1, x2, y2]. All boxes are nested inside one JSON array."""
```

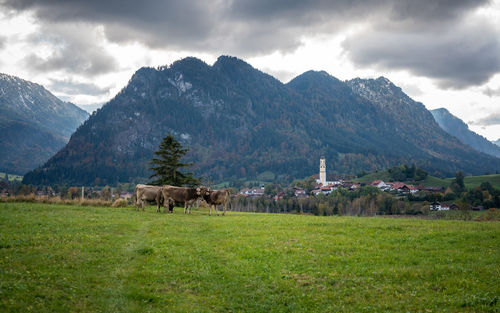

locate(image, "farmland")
[[0, 202, 499, 312]]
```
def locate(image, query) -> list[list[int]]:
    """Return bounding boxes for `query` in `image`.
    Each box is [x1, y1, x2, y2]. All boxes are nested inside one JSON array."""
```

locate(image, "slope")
[[0, 73, 89, 174], [430, 108, 500, 158]]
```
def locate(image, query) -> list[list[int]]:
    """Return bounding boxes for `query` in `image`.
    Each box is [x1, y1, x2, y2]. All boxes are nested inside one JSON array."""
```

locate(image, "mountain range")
[[0, 73, 89, 174], [22, 56, 500, 186], [430, 108, 500, 158]]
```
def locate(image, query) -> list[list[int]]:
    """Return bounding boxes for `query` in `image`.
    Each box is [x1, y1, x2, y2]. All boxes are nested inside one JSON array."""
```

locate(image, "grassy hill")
[[356, 172, 500, 189], [0, 172, 23, 182], [0, 202, 498, 312]]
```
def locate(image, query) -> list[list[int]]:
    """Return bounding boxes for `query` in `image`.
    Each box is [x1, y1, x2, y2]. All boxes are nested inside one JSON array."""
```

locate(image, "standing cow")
[[203, 189, 231, 216], [135, 184, 163, 211], [160, 186, 209, 214]]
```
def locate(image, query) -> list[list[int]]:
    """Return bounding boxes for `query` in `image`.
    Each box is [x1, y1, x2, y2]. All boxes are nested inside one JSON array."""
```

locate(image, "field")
[[452, 174, 500, 190], [0, 172, 23, 182], [0, 202, 499, 312]]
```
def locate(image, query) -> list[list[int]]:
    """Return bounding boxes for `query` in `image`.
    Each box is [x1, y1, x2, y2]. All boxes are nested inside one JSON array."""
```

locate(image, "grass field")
[[0, 202, 499, 312], [0, 172, 23, 182]]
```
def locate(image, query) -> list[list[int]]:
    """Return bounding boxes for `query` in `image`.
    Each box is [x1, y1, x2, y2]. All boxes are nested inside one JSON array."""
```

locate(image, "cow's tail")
[[227, 190, 232, 211]]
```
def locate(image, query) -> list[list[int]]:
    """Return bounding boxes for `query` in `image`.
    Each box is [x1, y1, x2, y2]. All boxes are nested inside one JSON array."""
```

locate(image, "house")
[[348, 183, 361, 190], [119, 192, 133, 200], [320, 186, 333, 195], [238, 187, 265, 197], [399, 185, 411, 194], [424, 186, 445, 193], [387, 182, 405, 191], [370, 180, 390, 190], [293, 188, 307, 198], [449, 203, 459, 210], [273, 192, 286, 200], [430, 201, 441, 211], [406, 184, 424, 194], [311, 189, 323, 196], [439, 204, 450, 211]]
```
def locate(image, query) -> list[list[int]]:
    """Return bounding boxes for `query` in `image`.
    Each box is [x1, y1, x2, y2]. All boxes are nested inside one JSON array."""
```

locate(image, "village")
[[236, 157, 459, 212]]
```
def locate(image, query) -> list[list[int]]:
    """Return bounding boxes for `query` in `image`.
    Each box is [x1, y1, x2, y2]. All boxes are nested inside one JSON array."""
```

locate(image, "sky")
[[0, 0, 499, 140]]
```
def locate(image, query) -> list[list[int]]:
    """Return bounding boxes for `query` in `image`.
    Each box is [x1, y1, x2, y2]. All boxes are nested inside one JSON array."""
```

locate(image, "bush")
[[112, 199, 129, 207], [476, 208, 500, 221]]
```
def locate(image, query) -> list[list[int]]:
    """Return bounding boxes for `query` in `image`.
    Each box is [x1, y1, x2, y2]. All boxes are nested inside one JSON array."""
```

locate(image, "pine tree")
[[149, 134, 200, 186]]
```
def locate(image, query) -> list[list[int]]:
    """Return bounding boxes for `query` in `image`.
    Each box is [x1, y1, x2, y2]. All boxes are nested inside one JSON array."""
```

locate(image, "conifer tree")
[[149, 134, 200, 186]]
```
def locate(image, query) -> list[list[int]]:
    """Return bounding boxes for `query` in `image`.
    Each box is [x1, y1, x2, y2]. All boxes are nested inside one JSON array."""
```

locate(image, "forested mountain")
[[23, 56, 500, 186], [0, 73, 89, 174], [430, 108, 500, 158]]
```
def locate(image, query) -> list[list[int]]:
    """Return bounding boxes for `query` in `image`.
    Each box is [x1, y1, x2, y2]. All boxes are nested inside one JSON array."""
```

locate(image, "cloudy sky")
[[1, 0, 499, 140]]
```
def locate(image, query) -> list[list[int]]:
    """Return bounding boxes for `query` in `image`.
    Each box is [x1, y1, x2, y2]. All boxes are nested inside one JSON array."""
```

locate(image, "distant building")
[[238, 187, 265, 197], [315, 157, 338, 186], [430, 202, 441, 211], [319, 157, 326, 185]]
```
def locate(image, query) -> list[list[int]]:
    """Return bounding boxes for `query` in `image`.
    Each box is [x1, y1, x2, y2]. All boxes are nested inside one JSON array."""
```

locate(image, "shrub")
[[112, 199, 129, 207]]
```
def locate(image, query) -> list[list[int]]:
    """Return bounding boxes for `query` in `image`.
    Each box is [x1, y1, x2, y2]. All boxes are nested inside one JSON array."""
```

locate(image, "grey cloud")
[[47, 78, 111, 96], [483, 86, 500, 97], [0, 0, 491, 55], [21, 23, 118, 76], [398, 83, 424, 97], [471, 112, 500, 126], [343, 20, 500, 88], [0, 35, 6, 49], [1, 0, 498, 88]]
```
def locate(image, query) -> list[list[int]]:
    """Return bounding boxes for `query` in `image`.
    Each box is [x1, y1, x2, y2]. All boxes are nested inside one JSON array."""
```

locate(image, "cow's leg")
[[223, 203, 226, 216], [141, 199, 145, 211], [184, 203, 187, 215], [157, 192, 163, 213], [163, 198, 169, 213]]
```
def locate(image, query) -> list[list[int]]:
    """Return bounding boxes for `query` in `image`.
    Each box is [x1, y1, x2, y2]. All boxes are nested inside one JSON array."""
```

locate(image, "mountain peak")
[[0, 73, 89, 174], [288, 70, 341, 89], [169, 56, 209, 71], [214, 55, 251, 68]]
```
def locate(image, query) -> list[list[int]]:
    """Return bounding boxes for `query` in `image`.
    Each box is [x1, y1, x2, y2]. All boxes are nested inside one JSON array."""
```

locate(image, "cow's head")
[[197, 186, 211, 196]]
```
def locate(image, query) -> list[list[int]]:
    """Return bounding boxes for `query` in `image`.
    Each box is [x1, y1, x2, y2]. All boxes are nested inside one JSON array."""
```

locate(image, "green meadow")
[[0, 202, 498, 312], [0, 172, 23, 182]]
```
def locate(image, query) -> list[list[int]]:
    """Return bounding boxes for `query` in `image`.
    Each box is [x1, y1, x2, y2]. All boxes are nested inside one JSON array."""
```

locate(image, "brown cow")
[[160, 185, 209, 214], [135, 184, 163, 211], [202, 189, 231, 216]]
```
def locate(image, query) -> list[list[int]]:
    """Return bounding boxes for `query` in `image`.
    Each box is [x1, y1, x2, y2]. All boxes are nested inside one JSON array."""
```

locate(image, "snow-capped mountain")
[[0, 73, 89, 174]]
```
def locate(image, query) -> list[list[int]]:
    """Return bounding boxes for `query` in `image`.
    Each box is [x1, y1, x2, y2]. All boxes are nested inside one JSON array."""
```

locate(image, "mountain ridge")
[[0, 73, 89, 174], [430, 108, 500, 158], [22, 56, 500, 186]]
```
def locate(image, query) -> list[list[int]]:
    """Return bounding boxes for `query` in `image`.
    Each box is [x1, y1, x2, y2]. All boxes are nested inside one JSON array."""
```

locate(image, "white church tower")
[[319, 157, 326, 186]]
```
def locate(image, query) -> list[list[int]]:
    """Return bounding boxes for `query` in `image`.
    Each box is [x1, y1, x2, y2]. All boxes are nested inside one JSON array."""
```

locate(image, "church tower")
[[319, 157, 326, 186]]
